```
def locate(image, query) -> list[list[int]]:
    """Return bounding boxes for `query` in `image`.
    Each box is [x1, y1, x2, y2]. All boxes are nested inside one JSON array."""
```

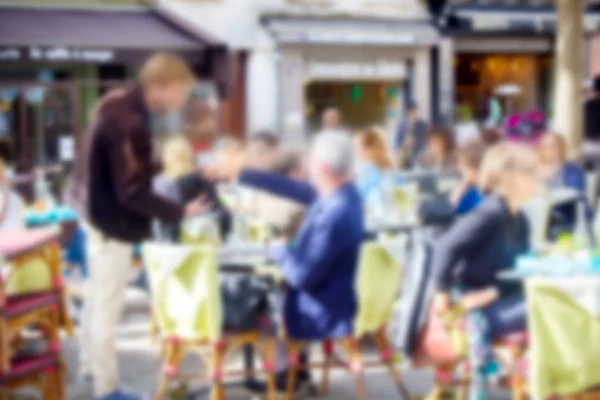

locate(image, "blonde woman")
[[478, 141, 511, 194], [354, 127, 393, 210], [431, 143, 538, 400], [153, 136, 229, 242], [538, 133, 589, 231]]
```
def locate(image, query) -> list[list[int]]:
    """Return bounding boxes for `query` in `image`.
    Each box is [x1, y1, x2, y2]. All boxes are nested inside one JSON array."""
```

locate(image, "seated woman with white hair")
[[267, 131, 365, 390]]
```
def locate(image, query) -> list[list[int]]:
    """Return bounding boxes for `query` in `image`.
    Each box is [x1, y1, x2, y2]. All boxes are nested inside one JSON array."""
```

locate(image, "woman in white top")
[[0, 157, 25, 230]]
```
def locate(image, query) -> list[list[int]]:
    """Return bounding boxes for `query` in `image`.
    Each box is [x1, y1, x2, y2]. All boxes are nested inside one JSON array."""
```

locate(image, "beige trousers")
[[79, 224, 133, 397]]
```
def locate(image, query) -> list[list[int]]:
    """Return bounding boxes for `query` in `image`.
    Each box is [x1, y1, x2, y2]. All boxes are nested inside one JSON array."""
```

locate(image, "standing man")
[[394, 101, 428, 169], [67, 53, 206, 400]]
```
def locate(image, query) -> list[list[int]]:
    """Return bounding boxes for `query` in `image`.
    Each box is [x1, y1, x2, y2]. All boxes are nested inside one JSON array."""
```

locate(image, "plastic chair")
[[285, 240, 410, 400], [143, 243, 277, 400]]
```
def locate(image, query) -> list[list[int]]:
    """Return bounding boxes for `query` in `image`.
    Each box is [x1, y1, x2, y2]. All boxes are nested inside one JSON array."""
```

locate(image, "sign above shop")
[[29, 46, 114, 63], [279, 31, 423, 45], [307, 59, 407, 80], [0, 46, 115, 63]]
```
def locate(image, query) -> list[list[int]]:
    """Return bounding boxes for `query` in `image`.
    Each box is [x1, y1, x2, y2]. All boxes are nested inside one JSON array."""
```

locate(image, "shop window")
[[0, 88, 19, 164]]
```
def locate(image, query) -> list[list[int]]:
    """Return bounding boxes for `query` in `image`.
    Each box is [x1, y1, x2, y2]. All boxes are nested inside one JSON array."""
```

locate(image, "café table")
[[498, 270, 600, 399], [0, 226, 61, 261], [365, 219, 420, 237], [24, 206, 78, 247]]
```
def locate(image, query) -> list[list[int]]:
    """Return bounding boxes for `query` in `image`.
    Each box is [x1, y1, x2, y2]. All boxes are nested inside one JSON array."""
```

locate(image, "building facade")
[[161, 0, 438, 142], [440, 1, 600, 123]]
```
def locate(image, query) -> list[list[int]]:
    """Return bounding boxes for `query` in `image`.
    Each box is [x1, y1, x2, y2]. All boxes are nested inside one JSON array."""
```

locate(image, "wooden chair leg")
[[373, 330, 410, 400], [285, 341, 304, 400], [339, 337, 369, 400], [48, 243, 74, 336], [150, 311, 159, 345], [56, 364, 66, 400], [456, 363, 469, 400], [320, 340, 334, 395], [0, 323, 8, 374], [155, 338, 182, 400], [510, 346, 526, 400], [426, 367, 454, 400], [261, 338, 277, 400], [425, 384, 445, 400], [210, 340, 227, 400], [49, 366, 65, 400]]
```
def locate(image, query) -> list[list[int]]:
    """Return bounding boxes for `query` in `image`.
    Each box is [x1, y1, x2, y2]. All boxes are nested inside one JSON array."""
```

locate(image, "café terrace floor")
[[59, 288, 511, 400]]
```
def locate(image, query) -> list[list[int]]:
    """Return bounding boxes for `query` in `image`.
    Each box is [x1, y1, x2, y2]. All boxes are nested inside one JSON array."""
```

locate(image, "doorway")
[[304, 81, 404, 133]]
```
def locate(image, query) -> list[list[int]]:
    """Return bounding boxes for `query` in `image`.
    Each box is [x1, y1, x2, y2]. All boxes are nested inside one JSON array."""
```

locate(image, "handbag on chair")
[[413, 304, 468, 368]]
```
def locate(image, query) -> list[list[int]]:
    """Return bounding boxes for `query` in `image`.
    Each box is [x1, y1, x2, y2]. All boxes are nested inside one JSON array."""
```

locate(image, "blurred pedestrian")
[[481, 127, 503, 147], [321, 106, 342, 130], [246, 130, 280, 171], [479, 88, 503, 128], [415, 127, 456, 171], [451, 141, 485, 215], [479, 142, 510, 195], [152, 136, 230, 242], [67, 53, 208, 400], [354, 127, 392, 211], [0, 156, 25, 230], [538, 133, 590, 233], [394, 101, 428, 169]]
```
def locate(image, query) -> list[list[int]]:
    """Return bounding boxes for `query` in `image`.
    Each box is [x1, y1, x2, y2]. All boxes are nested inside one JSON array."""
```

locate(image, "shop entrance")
[[454, 54, 553, 121], [304, 81, 404, 133]]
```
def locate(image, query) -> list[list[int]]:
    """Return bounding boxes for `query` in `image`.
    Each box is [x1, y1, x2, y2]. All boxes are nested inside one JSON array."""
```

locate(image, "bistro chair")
[[0, 352, 64, 400], [424, 308, 529, 400], [0, 228, 69, 399], [143, 243, 277, 400], [2, 234, 74, 336], [285, 239, 411, 400]]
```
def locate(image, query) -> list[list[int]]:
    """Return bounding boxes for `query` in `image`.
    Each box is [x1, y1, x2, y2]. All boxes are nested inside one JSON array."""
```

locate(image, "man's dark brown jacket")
[[67, 85, 183, 242]]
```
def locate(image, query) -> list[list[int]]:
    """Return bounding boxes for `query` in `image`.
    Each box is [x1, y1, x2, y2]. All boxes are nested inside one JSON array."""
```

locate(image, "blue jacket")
[[270, 184, 364, 340], [455, 185, 483, 215]]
